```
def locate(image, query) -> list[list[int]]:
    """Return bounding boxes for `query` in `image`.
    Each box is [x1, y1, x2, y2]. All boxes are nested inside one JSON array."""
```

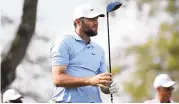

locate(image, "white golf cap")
[[3, 89, 22, 102], [153, 74, 176, 88], [73, 4, 105, 21]]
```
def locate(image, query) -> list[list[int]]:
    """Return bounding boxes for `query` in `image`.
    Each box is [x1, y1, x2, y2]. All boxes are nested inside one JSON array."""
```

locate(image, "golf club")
[[106, 1, 122, 103]]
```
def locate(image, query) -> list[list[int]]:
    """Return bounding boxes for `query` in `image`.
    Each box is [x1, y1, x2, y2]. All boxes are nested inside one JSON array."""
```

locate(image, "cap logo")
[[90, 9, 94, 11]]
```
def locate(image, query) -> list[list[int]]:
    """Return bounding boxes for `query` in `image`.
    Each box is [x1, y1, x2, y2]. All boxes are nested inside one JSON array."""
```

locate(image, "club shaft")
[[107, 12, 113, 103], [107, 12, 112, 74]]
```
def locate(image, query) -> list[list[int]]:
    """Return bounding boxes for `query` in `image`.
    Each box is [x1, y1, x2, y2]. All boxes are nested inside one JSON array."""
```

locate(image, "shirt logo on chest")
[[92, 53, 96, 55]]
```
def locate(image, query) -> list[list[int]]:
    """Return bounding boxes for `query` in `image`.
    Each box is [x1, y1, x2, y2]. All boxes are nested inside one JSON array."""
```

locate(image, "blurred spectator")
[[144, 74, 176, 103], [3, 89, 23, 103]]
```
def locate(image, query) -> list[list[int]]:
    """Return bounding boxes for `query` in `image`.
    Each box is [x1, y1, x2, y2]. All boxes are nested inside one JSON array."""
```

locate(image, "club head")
[[106, 1, 122, 13]]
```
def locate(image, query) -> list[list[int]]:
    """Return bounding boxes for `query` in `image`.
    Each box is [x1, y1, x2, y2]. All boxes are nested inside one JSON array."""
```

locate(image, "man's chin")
[[84, 30, 98, 37], [90, 33, 97, 37]]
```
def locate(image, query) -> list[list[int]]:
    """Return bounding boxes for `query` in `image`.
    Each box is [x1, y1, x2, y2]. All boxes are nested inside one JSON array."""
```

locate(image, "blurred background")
[[1, 0, 179, 103]]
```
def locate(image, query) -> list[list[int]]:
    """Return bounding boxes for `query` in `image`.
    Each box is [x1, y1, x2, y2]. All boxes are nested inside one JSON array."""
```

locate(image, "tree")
[[1, 0, 38, 93]]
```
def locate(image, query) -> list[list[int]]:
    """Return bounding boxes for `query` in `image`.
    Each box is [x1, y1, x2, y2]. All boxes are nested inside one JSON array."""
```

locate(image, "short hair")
[[74, 22, 77, 28], [73, 17, 84, 28]]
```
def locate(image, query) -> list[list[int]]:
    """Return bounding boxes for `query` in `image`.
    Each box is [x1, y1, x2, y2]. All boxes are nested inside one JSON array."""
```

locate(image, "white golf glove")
[[109, 80, 119, 94]]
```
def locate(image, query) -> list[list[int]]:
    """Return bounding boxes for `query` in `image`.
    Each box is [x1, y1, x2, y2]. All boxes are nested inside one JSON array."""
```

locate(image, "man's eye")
[[88, 18, 97, 21], [89, 18, 95, 21]]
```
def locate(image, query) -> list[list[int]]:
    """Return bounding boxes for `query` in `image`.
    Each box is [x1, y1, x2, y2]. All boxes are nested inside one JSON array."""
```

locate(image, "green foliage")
[[107, 67, 121, 76], [124, 21, 179, 102], [165, 0, 178, 15], [123, 0, 179, 102], [123, 69, 156, 102], [104, 0, 179, 102]]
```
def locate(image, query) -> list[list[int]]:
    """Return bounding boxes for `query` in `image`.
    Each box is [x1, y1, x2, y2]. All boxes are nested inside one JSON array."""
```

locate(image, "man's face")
[[157, 86, 174, 101], [79, 17, 99, 37]]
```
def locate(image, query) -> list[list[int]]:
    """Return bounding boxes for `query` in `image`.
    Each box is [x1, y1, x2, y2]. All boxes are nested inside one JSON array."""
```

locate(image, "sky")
[[1, 0, 171, 58], [1, 0, 171, 67], [1, 0, 158, 56]]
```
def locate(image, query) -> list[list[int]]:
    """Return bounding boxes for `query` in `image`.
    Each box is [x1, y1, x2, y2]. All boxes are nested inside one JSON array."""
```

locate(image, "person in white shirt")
[[144, 74, 176, 103]]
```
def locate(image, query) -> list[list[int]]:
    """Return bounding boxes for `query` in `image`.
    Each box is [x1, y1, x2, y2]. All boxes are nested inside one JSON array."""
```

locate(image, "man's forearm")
[[53, 74, 91, 88]]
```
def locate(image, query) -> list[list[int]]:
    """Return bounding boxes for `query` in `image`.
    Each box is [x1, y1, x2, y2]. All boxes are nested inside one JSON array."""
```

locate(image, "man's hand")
[[109, 80, 119, 94], [100, 80, 119, 94], [89, 72, 112, 88]]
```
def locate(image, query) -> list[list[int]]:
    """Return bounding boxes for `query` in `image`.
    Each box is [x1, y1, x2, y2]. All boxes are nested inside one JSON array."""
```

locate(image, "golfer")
[[50, 4, 119, 103], [144, 74, 176, 103]]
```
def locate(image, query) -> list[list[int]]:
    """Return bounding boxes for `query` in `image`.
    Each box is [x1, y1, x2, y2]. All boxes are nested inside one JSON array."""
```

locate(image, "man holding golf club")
[[50, 4, 119, 103]]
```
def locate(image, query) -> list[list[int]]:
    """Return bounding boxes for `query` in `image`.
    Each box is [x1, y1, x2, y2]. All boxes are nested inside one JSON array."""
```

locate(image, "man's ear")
[[75, 19, 82, 27], [156, 87, 160, 92]]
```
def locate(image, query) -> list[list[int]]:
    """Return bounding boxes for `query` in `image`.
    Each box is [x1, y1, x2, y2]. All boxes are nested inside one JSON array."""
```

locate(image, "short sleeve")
[[97, 50, 107, 74], [50, 39, 69, 66]]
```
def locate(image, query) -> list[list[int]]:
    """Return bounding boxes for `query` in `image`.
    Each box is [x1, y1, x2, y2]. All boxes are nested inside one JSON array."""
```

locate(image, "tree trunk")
[[1, 0, 38, 93]]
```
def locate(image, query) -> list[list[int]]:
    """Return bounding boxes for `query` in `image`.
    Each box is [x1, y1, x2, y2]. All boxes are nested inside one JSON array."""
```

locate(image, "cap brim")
[[98, 14, 105, 17], [161, 81, 176, 87], [85, 13, 105, 18]]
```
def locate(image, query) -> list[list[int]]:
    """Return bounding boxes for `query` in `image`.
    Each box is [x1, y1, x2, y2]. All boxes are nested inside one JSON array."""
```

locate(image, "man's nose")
[[94, 19, 98, 25], [168, 92, 172, 96]]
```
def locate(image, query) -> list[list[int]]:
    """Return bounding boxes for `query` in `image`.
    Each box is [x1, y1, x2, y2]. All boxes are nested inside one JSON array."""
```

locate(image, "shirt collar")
[[73, 32, 95, 48]]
